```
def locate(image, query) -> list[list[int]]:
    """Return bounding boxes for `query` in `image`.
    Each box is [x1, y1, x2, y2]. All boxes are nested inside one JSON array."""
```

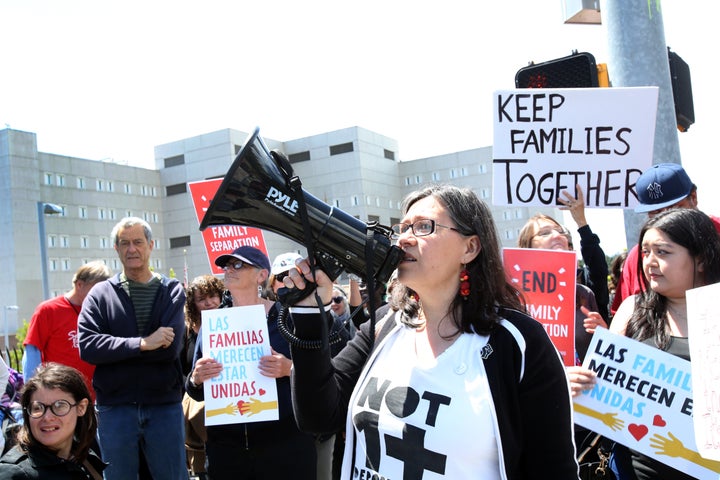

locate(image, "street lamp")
[[38, 201, 63, 300], [3, 305, 19, 364]]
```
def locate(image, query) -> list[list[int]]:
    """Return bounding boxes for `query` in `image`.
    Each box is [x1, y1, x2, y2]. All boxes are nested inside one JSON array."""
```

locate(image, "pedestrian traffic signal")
[[667, 47, 694, 132], [515, 52, 600, 88]]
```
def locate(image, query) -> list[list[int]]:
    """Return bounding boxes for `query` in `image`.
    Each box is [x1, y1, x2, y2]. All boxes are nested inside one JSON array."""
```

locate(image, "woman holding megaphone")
[[285, 184, 579, 479]]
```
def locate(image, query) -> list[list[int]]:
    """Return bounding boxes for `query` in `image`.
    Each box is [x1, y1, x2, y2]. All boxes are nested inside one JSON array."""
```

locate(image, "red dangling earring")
[[459, 266, 470, 300]]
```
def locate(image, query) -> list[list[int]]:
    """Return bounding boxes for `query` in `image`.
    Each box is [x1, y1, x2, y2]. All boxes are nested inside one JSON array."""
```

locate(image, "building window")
[[60, 236, 69, 248], [461, 167, 468, 177], [113, 259, 121, 270], [107, 181, 114, 192], [166, 183, 187, 196], [81, 236, 89, 248], [352, 196, 359, 206], [59, 205, 67, 216], [432, 171, 440, 181], [366, 196, 371, 206], [77, 177, 85, 189], [100, 237, 110, 249], [126, 210, 132, 217], [164, 154, 185, 168], [97, 179, 104, 191], [141, 185, 148, 196], [49, 258, 58, 271], [383, 149, 395, 160], [44, 173, 53, 185], [329, 142, 353, 156], [404, 177, 411, 186], [368, 215, 380, 223], [79, 206, 88, 219], [170, 236, 191, 249], [376, 197, 380, 207], [480, 188, 490, 199], [124, 183, 132, 194], [56, 174, 65, 186], [515, 209, 524, 219], [99, 208, 107, 220], [450, 169, 457, 179], [334, 199, 341, 208], [62, 258, 71, 271], [151, 187, 157, 196], [154, 259, 161, 270], [478, 164, 487, 174], [109, 209, 116, 220], [153, 237, 160, 250], [288, 151, 311, 163], [415, 175, 422, 184], [151, 212, 158, 223], [48, 235, 57, 248]]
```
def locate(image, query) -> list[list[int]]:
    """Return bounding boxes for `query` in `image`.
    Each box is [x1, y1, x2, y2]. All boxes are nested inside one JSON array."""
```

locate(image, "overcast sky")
[[2, 1, 717, 255]]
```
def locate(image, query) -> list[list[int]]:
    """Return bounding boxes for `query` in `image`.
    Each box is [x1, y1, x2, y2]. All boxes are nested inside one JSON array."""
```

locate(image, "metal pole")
[[38, 201, 62, 300], [38, 201, 51, 300], [602, 0, 680, 249], [3, 305, 18, 364]]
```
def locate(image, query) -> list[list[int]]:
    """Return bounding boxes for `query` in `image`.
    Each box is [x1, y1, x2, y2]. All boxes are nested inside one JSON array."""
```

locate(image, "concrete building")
[[1, 126, 559, 343]]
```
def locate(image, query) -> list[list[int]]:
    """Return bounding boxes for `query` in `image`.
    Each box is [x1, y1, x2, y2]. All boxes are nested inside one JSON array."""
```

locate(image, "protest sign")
[[492, 87, 658, 208], [503, 248, 576, 366], [201, 305, 279, 426], [687, 283, 720, 461], [188, 179, 268, 275], [574, 328, 720, 478]]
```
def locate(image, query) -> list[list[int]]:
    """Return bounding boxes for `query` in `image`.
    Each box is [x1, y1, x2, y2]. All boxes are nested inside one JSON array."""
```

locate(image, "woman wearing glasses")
[[185, 246, 316, 480], [286, 185, 578, 479], [517, 212, 608, 364], [0, 363, 104, 479]]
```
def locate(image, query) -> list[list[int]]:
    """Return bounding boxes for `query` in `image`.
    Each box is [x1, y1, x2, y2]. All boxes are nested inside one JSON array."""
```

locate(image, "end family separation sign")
[[492, 87, 658, 208]]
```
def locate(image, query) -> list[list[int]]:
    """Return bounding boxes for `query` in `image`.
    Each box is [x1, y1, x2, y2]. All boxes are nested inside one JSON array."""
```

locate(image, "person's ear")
[[76, 398, 90, 416], [461, 235, 481, 264]]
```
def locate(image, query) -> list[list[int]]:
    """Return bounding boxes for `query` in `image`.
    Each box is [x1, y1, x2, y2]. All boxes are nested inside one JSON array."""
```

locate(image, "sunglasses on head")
[[332, 296, 344, 304], [275, 271, 290, 282]]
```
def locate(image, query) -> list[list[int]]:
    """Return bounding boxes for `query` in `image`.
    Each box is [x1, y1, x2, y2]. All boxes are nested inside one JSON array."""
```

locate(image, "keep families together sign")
[[492, 86, 658, 208]]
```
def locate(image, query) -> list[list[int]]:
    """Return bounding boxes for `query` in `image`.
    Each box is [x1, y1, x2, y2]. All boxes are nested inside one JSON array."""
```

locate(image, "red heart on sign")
[[237, 400, 246, 415], [259, 388, 266, 396], [652, 415, 666, 427], [628, 424, 648, 441]]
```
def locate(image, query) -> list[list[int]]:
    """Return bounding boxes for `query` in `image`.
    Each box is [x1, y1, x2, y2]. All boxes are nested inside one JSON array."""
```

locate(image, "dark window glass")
[[166, 183, 187, 196], [169, 236, 191, 248], [329, 142, 354, 156], [164, 155, 185, 168], [288, 151, 311, 163]]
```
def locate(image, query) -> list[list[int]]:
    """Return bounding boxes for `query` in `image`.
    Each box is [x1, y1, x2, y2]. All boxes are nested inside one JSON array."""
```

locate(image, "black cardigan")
[[290, 306, 579, 479]]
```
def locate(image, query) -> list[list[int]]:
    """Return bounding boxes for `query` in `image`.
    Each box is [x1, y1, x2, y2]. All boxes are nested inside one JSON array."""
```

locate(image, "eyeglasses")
[[222, 260, 247, 271], [27, 399, 79, 419], [332, 296, 344, 304], [390, 219, 463, 238], [533, 226, 568, 238], [274, 271, 289, 282]]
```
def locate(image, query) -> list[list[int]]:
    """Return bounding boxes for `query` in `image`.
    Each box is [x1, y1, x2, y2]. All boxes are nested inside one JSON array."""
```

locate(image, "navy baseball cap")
[[214, 246, 271, 272], [634, 163, 694, 213]]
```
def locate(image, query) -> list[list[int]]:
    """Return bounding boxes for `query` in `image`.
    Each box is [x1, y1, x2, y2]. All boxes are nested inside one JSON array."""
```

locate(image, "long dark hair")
[[389, 184, 524, 334], [626, 209, 720, 348], [17, 363, 97, 462]]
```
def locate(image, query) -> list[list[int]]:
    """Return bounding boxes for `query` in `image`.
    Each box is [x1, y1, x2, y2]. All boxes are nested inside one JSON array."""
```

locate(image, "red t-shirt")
[[611, 214, 720, 314], [24, 295, 96, 400]]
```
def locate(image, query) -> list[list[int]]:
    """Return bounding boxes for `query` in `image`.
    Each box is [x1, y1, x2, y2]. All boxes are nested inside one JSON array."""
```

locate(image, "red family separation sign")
[[188, 179, 268, 275], [503, 248, 577, 366]]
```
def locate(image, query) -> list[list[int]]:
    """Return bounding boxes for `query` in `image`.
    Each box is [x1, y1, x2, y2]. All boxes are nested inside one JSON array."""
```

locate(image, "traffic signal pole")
[[602, 0, 681, 249]]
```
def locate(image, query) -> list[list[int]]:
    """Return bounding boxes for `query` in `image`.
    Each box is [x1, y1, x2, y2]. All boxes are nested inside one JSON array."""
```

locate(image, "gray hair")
[[111, 217, 153, 245]]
